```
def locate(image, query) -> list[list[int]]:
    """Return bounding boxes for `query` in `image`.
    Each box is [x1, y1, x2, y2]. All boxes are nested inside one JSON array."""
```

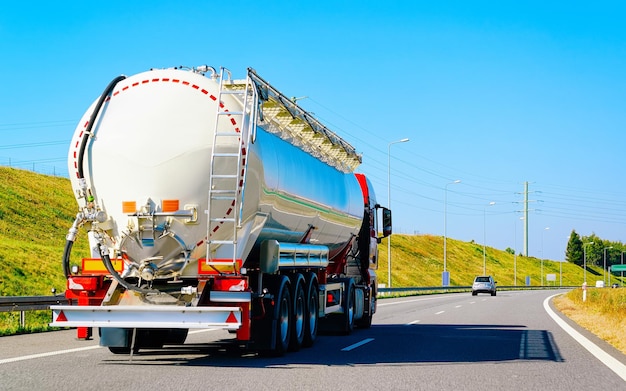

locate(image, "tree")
[[565, 230, 583, 266], [584, 234, 603, 267]]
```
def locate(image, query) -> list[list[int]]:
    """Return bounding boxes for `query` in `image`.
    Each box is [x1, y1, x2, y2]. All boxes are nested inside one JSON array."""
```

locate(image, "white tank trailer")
[[51, 65, 392, 356]]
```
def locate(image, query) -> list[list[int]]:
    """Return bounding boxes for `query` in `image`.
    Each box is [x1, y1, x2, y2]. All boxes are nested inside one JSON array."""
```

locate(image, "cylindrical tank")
[[68, 67, 364, 278]]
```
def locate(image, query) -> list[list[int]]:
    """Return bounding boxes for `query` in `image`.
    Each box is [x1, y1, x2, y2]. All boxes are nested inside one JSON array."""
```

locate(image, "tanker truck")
[[51, 65, 392, 356]]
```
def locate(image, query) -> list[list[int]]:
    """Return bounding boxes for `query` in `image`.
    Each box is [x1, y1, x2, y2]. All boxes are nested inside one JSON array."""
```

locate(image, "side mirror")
[[382, 207, 392, 237]]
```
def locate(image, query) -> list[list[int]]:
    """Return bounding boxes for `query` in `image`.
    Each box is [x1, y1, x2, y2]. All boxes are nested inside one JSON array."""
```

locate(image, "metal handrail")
[[0, 294, 69, 313]]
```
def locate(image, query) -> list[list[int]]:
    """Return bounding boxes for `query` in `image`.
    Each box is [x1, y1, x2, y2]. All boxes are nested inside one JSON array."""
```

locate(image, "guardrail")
[[377, 285, 576, 295], [0, 294, 70, 328], [1, 285, 575, 314]]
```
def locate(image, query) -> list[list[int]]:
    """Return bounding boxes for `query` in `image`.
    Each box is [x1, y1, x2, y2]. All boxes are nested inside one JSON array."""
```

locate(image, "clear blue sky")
[[2, 1, 626, 265]]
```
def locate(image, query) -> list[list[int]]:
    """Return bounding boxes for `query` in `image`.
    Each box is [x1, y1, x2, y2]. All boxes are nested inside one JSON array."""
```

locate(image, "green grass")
[[378, 234, 620, 288], [1, 167, 622, 335], [0, 167, 90, 334]]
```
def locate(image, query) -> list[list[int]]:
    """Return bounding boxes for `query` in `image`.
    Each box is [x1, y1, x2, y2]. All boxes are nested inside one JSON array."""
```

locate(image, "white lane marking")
[[407, 320, 421, 325], [455, 305, 462, 308], [341, 338, 375, 352], [544, 294, 626, 381], [469, 301, 476, 304], [435, 311, 445, 315], [0, 328, 220, 365], [0, 345, 101, 365]]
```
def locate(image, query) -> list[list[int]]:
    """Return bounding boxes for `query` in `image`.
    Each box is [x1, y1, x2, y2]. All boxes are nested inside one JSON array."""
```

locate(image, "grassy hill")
[[1, 166, 623, 334], [377, 234, 623, 288], [0, 167, 90, 297]]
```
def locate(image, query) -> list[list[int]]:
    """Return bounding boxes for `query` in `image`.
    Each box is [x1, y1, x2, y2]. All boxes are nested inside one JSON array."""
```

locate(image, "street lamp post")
[[483, 201, 495, 275], [622, 251, 625, 283], [443, 180, 460, 286], [583, 242, 594, 284], [513, 216, 523, 286], [604, 246, 613, 286], [387, 138, 409, 288], [622, 251, 626, 285], [541, 227, 550, 286]]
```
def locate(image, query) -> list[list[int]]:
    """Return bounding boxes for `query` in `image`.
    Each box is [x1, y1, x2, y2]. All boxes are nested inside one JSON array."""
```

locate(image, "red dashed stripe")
[[69, 74, 246, 241]]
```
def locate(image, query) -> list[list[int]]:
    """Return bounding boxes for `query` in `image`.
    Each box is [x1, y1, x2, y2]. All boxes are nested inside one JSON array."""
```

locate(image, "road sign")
[[610, 265, 626, 272]]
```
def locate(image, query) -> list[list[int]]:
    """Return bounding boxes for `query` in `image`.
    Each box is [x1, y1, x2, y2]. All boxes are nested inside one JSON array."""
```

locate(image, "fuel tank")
[[68, 67, 364, 278]]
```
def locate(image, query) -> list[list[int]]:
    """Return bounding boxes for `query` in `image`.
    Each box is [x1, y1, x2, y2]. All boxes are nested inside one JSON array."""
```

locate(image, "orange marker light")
[[162, 199, 179, 212], [122, 201, 137, 213]]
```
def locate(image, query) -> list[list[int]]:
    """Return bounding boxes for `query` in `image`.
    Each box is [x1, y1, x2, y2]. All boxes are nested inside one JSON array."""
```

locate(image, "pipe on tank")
[[77, 75, 126, 179], [63, 75, 126, 280], [98, 244, 156, 294]]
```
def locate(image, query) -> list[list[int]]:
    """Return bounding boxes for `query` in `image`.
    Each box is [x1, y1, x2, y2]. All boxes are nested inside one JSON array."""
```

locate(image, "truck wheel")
[[355, 295, 374, 329], [340, 278, 356, 335], [273, 275, 292, 356], [303, 273, 319, 347], [288, 274, 306, 351]]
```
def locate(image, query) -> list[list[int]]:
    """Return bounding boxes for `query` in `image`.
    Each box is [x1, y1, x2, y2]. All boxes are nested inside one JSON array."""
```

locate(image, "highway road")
[[1, 289, 625, 390]]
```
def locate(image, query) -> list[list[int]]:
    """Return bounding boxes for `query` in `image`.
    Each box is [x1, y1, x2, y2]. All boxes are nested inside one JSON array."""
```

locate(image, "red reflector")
[[226, 312, 238, 324], [327, 293, 334, 303], [56, 311, 68, 322], [214, 277, 247, 291], [68, 276, 99, 291]]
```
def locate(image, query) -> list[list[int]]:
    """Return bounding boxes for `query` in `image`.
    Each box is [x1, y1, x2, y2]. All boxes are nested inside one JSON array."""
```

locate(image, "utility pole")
[[519, 181, 539, 257], [523, 181, 528, 257]]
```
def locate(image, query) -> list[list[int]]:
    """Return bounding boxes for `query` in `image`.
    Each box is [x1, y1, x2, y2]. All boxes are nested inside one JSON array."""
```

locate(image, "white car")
[[472, 276, 497, 296]]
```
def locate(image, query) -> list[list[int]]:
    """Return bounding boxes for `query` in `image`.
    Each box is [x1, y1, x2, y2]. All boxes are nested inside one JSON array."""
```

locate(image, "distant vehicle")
[[472, 276, 497, 296], [612, 283, 619, 288], [596, 281, 605, 288]]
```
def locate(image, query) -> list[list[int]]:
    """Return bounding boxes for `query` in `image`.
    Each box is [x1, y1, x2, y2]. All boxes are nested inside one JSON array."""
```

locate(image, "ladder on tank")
[[205, 67, 258, 273]]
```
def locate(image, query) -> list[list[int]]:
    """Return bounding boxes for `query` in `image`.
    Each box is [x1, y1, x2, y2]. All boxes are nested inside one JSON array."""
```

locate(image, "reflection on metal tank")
[[67, 67, 363, 277]]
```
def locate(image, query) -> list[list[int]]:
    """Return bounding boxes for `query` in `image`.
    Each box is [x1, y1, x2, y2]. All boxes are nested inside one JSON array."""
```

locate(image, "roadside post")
[[582, 282, 587, 302]]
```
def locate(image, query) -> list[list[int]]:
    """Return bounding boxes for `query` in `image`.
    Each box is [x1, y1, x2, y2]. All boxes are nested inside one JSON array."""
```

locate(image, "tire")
[[303, 273, 319, 347], [356, 309, 373, 328], [273, 275, 292, 356], [355, 287, 376, 329], [252, 274, 292, 356], [341, 279, 356, 335], [288, 274, 306, 351], [472, 291, 477, 296], [491, 291, 497, 296]]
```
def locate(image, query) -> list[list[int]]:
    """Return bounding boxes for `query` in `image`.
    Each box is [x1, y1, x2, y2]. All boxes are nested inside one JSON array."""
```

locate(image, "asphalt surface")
[[1, 289, 624, 390]]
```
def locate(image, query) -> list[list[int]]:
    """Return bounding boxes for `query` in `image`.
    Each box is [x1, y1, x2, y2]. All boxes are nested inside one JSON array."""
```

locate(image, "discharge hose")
[[63, 75, 125, 279], [99, 244, 156, 294], [77, 75, 126, 179]]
